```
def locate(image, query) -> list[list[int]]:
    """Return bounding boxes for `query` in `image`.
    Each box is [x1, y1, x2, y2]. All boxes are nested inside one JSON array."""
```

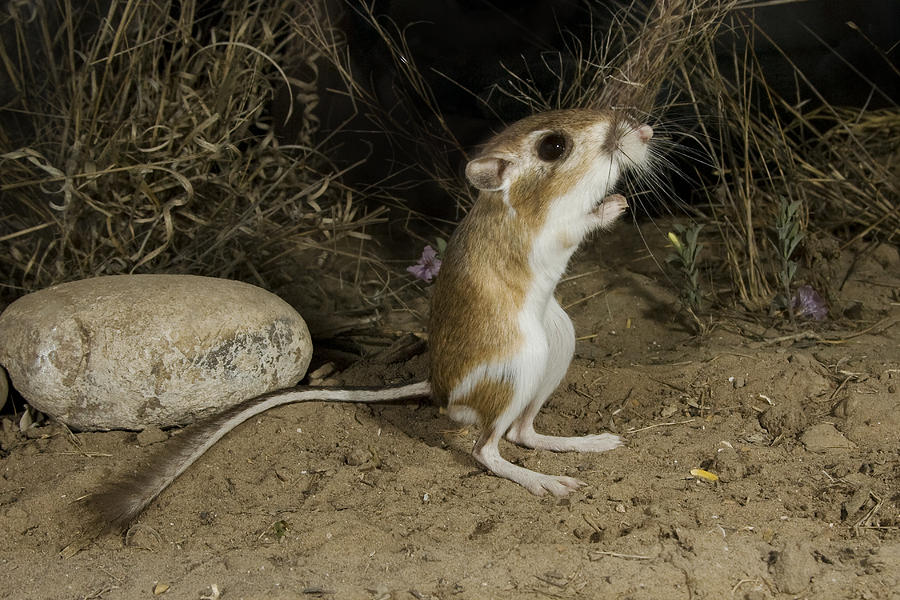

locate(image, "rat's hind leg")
[[505, 299, 623, 453], [472, 422, 585, 497]]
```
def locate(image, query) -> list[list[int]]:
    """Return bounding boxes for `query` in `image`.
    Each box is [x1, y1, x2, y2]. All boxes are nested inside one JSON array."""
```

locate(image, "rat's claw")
[[523, 474, 586, 497]]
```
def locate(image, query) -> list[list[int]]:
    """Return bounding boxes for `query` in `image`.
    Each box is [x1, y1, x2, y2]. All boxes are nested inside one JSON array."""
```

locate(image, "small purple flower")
[[791, 284, 828, 320], [407, 245, 442, 283]]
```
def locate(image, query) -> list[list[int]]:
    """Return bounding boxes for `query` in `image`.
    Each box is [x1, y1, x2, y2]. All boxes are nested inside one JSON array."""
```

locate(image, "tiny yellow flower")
[[668, 232, 683, 252]]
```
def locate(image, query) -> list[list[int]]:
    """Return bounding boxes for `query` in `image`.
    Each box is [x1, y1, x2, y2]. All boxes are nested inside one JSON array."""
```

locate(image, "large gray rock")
[[0, 275, 311, 430]]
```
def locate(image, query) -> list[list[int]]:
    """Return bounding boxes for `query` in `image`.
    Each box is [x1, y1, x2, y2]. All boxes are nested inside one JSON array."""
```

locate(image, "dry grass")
[[2, 0, 895, 322], [481, 0, 898, 314], [288, 0, 475, 227], [0, 0, 385, 307], [493, 0, 740, 115], [679, 11, 898, 311]]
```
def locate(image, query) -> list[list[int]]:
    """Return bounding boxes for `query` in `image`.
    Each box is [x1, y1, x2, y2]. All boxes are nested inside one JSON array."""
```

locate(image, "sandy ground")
[[0, 220, 898, 600]]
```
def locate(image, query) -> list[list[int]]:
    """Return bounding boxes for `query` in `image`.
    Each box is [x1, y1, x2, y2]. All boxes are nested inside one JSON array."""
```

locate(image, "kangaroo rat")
[[92, 108, 653, 530]]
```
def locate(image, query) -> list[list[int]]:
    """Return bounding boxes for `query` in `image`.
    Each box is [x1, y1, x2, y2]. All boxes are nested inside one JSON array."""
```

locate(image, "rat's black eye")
[[536, 133, 567, 161]]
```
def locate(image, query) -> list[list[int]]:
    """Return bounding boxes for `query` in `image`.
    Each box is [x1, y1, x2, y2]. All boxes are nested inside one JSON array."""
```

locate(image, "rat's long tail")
[[89, 381, 431, 532]]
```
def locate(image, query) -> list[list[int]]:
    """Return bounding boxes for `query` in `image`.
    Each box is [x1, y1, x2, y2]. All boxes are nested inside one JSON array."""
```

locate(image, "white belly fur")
[[447, 199, 579, 430]]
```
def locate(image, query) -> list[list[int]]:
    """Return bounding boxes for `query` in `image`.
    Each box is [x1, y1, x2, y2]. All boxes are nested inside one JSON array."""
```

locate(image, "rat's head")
[[465, 108, 653, 233]]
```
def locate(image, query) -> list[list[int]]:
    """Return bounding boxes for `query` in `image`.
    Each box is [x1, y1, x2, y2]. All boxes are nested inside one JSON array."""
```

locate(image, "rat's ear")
[[465, 156, 511, 191]]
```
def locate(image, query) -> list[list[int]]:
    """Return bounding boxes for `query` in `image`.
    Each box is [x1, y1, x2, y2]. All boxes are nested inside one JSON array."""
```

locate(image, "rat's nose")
[[637, 125, 654, 142]]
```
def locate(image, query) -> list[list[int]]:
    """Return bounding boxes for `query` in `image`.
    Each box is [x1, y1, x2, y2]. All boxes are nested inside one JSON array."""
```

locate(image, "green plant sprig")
[[667, 223, 704, 317], [772, 198, 805, 314]]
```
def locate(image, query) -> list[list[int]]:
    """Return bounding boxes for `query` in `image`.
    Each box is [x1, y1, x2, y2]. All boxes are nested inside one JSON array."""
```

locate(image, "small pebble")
[[800, 423, 856, 452], [771, 542, 817, 594], [136, 426, 169, 447], [345, 448, 370, 466]]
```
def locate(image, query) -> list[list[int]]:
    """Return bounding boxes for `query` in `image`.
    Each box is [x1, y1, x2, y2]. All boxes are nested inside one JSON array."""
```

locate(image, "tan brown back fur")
[[428, 197, 530, 406]]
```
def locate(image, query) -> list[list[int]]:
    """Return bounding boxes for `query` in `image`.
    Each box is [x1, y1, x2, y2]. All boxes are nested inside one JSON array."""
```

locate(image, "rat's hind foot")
[[473, 427, 586, 497], [506, 427, 624, 453], [473, 442, 585, 497]]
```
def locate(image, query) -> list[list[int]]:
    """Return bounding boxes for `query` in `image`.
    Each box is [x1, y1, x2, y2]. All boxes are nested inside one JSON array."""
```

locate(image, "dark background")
[[312, 0, 899, 212]]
